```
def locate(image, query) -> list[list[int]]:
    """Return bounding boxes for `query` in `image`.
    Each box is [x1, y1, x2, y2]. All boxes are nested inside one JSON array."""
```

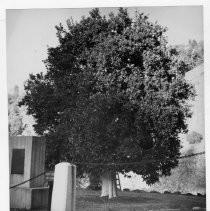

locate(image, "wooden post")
[[51, 163, 76, 211]]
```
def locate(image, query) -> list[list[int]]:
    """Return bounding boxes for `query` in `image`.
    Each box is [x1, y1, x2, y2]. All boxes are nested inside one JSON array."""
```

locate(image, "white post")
[[51, 162, 76, 211]]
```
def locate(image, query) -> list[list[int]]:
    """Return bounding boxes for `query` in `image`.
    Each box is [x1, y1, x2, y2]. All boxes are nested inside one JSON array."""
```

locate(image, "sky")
[[7, 6, 203, 93]]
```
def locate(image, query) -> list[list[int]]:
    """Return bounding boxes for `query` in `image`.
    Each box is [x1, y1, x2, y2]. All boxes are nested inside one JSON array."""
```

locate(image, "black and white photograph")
[[1, 1, 209, 210]]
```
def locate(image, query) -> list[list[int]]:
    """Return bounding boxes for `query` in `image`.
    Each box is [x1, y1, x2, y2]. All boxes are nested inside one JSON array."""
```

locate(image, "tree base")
[[100, 171, 117, 199]]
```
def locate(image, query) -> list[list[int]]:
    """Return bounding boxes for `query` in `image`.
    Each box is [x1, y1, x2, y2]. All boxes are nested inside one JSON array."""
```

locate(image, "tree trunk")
[[100, 171, 117, 199], [88, 172, 101, 190]]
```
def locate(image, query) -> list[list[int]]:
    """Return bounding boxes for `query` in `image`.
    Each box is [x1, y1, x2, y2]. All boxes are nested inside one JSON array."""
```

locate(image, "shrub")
[[187, 131, 203, 144]]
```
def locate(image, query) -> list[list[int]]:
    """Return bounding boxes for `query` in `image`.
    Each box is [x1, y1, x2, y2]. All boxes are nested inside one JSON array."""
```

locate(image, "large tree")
[[20, 8, 195, 198]]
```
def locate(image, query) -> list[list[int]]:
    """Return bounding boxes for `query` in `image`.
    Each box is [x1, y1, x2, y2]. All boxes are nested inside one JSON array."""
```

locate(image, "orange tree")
[[20, 8, 195, 198]]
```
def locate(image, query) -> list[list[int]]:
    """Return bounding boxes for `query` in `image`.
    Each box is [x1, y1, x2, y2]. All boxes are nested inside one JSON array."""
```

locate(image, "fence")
[[10, 151, 206, 211]]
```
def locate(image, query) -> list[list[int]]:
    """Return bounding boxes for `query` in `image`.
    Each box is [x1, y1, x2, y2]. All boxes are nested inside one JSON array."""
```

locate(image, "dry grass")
[[76, 188, 206, 211], [10, 188, 206, 211]]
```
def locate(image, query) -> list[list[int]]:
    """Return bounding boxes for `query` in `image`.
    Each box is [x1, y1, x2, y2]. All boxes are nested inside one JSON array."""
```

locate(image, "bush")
[[173, 191, 181, 195], [185, 193, 193, 196], [187, 131, 203, 144], [164, 191, 171, 194]]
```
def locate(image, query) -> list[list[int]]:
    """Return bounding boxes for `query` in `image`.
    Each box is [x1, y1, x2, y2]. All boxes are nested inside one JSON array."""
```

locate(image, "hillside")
[[181, 64, 205, 153]]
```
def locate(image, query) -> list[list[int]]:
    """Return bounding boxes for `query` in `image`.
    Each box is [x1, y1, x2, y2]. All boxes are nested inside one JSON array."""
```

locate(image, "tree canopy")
[[20, 8, 195, 184]]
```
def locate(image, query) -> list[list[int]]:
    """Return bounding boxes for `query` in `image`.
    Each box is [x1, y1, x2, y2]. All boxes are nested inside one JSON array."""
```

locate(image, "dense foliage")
[[20, 8, 195, 184]]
